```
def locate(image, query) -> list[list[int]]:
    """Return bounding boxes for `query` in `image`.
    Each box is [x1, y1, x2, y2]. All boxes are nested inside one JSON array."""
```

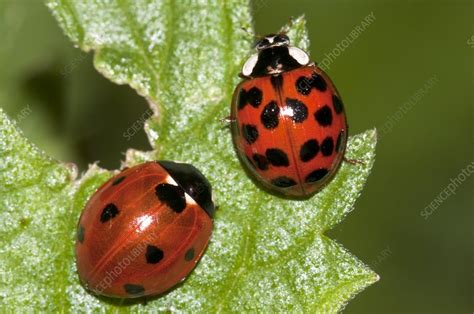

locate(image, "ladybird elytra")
[[75, 161, 214, 298], [231, 33, 348, 197]]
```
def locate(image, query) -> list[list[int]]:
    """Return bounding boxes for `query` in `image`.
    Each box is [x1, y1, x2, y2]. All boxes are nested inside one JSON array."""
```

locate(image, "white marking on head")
[[256, 34, 290, 51], [242, 53, 259, 77], [185, 193, 197, 205], [165, 175, 178, 186], [288, 47, 310, 66], [165, 175, 197, 205], [266, 64, 283, 75]]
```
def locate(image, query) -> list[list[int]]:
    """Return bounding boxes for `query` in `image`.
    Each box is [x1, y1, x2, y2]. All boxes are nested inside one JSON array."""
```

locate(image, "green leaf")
[[0, 108, 72, 310], [0, 1, 378, 311]]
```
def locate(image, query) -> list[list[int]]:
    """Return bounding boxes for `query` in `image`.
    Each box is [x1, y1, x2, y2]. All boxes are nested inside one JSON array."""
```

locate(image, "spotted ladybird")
[[75, 161, 214, 298], [231, 33, 348, 197]]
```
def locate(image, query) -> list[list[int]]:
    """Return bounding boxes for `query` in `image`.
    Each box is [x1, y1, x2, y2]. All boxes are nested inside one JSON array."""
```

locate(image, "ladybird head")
[[255, 33, 290, 51], [242, 33, 310, 78], [157, 161, 215, 219]]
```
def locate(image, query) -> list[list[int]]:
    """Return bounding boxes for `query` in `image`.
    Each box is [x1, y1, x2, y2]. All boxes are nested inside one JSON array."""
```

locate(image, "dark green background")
[[0, 0, 472, 312]]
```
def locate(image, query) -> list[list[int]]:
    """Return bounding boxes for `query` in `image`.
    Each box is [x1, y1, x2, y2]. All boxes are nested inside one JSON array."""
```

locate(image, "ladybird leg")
[[219, 116, 235, 130], [220, 116, 236, 124], [343, 156, 365, 166]]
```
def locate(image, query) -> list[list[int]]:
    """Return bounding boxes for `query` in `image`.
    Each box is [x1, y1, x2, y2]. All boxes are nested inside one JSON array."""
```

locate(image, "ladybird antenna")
[[288, 15, 297, 29], [279, 16, 295, 35], [241, 26, 252, 35], [240, 27, 263, 47], [241, 27, 261, 38]]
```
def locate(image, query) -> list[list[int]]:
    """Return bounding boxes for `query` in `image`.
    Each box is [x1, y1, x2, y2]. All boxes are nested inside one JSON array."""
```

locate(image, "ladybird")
[[75, 161, 214, 298], [231, 33, 348, 197]]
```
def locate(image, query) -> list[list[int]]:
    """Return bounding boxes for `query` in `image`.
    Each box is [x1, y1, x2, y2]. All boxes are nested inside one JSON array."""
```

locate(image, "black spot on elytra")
[[124, 284, 145, 295], [300, 139, 319, 162], [296, 76, 312, 95], [311, 73, 327, 92], [266, 148, 289, 167], [252, 153, 269, 171], [77, 225, 85, 243], [314, 105, 333, 127], [246, 87, 262, 108], [305, 168, 329, 183], [332, 94, 344, 114], [336, 130, 345, 153], [242, 124, 259, 144], [286, 98, 308, 123], [100, 203, 119, 223], [146, 245, 164, 264], [112, 176, 126, 186], [238, 89, 247, 110], [321, 137, 334, 156], [271, 75, 284, 90], [185, 248, 195, 261], [271, 176, 297, 187], [260, 101, 280, 129], [295, 73, 327, 95], [155, 183, 186, 213]]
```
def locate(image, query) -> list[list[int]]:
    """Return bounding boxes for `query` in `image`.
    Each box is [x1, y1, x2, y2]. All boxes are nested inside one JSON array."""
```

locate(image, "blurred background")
[[0, 0, 472, 312]]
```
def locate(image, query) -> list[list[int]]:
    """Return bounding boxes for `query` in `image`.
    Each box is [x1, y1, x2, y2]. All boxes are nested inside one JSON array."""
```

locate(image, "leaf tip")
[[368, 127, 378, 143], [281, 15, 309, 51]]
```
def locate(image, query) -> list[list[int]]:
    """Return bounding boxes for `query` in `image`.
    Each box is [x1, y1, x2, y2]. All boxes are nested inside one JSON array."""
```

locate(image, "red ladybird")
[[231, 34, 348, 197], [75, 161, 214, 298]]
